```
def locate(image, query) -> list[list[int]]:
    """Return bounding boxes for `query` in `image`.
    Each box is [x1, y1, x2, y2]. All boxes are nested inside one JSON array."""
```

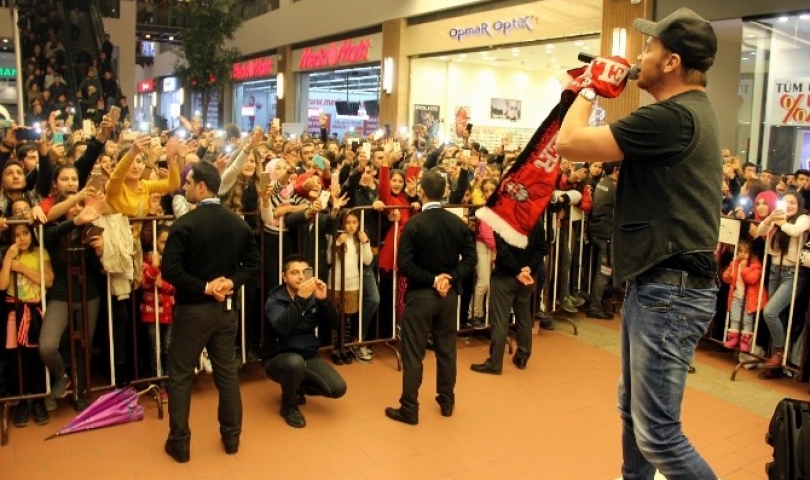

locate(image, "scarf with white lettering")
[[476, 91, 575, 248]]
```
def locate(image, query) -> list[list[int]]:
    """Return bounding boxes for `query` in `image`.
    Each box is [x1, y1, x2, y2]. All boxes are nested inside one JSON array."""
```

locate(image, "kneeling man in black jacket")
[[264, 254, 347, 428]]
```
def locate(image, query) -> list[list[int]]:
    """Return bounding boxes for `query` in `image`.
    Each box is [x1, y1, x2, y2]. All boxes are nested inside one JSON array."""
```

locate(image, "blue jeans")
[[728, 297, 754, 332], [619, 276, 717, 480], [763, 264, 804, 348], [361, 264, 380, 340]]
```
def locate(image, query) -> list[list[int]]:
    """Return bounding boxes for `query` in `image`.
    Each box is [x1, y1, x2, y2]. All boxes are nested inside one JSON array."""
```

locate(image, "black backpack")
[[766, 398, 810, 479]]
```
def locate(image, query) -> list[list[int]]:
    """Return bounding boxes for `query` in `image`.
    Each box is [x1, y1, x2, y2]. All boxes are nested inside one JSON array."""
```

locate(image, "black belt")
[[636, 267, 717, 289]]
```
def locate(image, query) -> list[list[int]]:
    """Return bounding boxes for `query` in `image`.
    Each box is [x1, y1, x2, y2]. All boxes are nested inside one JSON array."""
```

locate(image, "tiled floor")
[[1, 312, 808, 480]]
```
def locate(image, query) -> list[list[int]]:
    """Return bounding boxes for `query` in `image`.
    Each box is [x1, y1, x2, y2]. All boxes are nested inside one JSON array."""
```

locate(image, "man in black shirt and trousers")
[[162, 161, 261, 463], [385, 171, 476, 425]]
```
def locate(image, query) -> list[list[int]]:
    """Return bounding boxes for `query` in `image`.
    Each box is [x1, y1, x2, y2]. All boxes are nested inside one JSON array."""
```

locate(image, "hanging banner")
[[454, 105, 470, 138], [771, 79, 810, 125]]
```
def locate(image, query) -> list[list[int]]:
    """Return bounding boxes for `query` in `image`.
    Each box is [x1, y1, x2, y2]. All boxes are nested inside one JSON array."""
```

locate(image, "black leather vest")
[[613, 91, 722, 283]]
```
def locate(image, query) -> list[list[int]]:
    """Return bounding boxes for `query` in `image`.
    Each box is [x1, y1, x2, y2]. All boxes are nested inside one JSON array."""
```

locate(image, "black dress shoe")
[[221, 435, 239, 455], [385, 407, 418, 425], [539, 321, 555, 331], [435, 397, 454, 417], [586, 309, 614, 320], [470, 363, 502, 375], [512, 356, 527, 370], [165, 440, 190, 463], [330, 351, 344, 365], [341, 350, 353, 364]]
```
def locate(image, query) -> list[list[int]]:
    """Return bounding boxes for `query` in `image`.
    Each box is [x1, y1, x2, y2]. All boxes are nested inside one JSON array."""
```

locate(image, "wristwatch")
[[579, 88, 597, 103]]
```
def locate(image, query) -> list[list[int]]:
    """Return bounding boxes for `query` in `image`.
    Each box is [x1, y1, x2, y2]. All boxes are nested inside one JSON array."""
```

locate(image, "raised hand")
[[297, 277, 317, 299], [313, 279, 328, 300], [131, 135, 151, 156]]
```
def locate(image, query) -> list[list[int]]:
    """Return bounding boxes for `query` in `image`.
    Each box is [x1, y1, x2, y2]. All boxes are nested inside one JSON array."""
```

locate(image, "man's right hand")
[[297, 277, 317, 299], [434, 273, 453, 297], [567, 55, 632, 98]]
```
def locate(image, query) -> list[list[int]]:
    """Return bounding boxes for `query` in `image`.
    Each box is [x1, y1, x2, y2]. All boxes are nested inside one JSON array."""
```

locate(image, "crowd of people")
[[0, 108, 611, 427], [17, 0, 124, 130], [718, 149, 810, 378], [2, 105, 802, 429]]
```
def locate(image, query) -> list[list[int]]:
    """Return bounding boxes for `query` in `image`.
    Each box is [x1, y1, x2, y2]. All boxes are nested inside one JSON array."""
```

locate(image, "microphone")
[[577, 52, 639, 81]]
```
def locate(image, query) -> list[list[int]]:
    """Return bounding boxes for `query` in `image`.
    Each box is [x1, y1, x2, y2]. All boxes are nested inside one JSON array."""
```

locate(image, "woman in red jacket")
[[374, 155, 420, 324], [721, 239, 768, 352]]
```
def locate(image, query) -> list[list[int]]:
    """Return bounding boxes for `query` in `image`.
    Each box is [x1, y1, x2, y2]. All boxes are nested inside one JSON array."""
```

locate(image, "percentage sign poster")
[[772, 79, 810, 125]]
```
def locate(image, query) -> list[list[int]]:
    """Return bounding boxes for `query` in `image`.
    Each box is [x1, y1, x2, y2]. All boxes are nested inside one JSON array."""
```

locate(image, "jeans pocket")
[[633, 282, 672, 312], [678, 314, 712, 362]]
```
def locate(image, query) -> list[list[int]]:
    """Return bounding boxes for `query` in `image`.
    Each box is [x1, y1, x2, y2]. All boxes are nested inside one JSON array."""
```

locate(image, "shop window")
[[739, 13, 810, 172]]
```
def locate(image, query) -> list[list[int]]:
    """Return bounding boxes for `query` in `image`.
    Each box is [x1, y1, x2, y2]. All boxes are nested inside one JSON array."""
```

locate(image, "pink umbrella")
[[45, 386, 145, 440]]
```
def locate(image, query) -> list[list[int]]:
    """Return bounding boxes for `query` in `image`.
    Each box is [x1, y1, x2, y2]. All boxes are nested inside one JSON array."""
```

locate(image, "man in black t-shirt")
[[557, 8, 721, 480]]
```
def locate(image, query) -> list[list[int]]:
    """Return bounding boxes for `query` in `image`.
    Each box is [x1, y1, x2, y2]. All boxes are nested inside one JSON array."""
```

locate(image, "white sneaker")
[[202, 351, 213, 373], [352, 346, 372, 363]]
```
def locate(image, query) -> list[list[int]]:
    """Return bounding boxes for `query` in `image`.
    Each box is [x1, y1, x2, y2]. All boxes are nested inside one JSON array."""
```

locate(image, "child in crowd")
[[721, 239, 768, 352], [470, 179, 498, 329], [327, 210, 373, 364], [140, 225, 174, 384], [1, 219, 54, 427]]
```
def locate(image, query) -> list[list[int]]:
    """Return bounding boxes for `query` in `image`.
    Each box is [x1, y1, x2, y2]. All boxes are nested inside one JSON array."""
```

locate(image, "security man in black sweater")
[[162, 161, 261, 463], [385, 170, 477, 425]]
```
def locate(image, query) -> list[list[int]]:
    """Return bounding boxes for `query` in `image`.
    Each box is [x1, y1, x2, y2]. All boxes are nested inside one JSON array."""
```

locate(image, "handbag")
[[800, 240, 810, 268]]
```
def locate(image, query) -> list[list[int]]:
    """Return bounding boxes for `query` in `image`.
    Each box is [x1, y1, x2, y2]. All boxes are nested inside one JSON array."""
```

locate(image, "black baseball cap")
[[633, 7, 717, 72]]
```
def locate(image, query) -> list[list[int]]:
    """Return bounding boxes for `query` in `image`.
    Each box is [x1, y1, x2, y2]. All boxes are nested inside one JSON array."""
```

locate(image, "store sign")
[[163, 77, 178, 92], [448, 16, 536, 42], [0, 67, 17, 79], [137, 79, 155, 93], [232, 56, 274, 81], [772, 79, 810, 125], [299, 38, 372, 70]]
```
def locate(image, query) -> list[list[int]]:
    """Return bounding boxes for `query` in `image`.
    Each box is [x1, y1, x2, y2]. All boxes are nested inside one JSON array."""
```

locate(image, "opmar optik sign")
[[448, 16, 537, 42]]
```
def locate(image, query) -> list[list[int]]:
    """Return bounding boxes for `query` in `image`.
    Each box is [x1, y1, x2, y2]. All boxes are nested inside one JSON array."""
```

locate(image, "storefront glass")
[[134, 79, 156, 124], [291, 33, 383, 139], [234, 78, 277, 131], [296, 65, 380, 139], [0, 51, 19, 121], [738, 13, 810, 172], [408, 36, 599, 151]]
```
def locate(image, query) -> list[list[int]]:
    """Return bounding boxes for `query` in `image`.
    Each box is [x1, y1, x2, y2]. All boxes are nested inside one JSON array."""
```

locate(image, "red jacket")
[[558, 174, 593, 212], [140, 253, 175, 324], [377, 164, 420, 271], [722, 258, 768, 313]]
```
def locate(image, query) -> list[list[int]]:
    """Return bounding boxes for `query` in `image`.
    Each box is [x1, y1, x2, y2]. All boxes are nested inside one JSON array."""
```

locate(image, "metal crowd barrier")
[[714, 217, 809, 383], [0, 197, 617, 446]]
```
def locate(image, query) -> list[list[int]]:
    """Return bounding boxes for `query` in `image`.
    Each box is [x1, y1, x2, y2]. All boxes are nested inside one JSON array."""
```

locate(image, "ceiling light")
[[545, 44, 555, 49], [746, 33, 756, 38], [439, 56, 448, 61], [582, 46, 591, 51], [778, 16, 788, 22], [169, 36, 174, 41], [2, 39, 7, 43], [510, 48, 520, 53], [459, 54, 467, 59], [480, 51, 489, 56], [145, 34, 151, 39], [574, 41, 585, 47], [801, 14, 810, 20], [512, 52, 519, 56], [742, 57, 749, 60]]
